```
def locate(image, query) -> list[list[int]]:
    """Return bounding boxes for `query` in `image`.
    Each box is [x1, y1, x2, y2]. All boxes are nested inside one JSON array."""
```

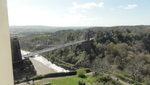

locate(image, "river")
[[21, 50, 69, 75]]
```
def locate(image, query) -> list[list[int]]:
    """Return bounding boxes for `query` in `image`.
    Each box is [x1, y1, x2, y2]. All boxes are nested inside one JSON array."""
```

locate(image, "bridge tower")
[[11, 38, 22, 63], [84, 30, 90, 41]]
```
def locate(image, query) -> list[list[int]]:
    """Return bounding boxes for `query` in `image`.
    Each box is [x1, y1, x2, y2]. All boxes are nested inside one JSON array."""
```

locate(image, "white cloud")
[[124, 4, 137, 9], [81, 2, 97, 9], [98, 2, 104, 8], [70, 2, 104, 9], [8, 2, 103, 26], [119, 4, 137, 9]]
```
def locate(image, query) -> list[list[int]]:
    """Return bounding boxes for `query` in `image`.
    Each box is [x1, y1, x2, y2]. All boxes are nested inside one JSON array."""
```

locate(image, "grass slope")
[[33, 75, 93, 85]]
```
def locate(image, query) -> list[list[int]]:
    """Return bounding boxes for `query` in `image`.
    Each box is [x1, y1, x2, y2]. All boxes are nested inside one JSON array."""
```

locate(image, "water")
[[21, 50, 69, 72]]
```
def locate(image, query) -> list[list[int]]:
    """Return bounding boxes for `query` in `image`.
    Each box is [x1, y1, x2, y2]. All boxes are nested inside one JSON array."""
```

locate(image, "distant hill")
[[10, 25, 150, 37], [10, 25, 90, 36]]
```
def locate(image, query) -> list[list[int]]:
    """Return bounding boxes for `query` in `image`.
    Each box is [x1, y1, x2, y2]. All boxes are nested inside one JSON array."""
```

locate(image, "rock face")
[[11, 38, 22, 63], [13, 58, 36, 80]]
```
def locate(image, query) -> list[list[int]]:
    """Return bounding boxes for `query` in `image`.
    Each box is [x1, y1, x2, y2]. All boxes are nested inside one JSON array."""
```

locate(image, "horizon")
[[7, 0, 150, 26], [9, 25, 150, 27]]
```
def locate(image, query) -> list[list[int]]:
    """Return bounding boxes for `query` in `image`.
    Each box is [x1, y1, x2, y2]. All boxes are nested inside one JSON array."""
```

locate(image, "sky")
[[7, 0, 150, 26]]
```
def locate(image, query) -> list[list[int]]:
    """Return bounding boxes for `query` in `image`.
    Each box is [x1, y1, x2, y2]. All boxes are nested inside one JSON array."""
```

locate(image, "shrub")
[[144, 75, 150, 85], [132, 82, 145, 85], [76, 68, 86, 78], [111, 79, 123, 85], [43, 71, 76, 78], [95, 75, 111, 83], [95, 75, 123, 85], [85, 68, 91, 73], [92, 71, 101, 77], [116, 73, 134, 84], [31, 75, 44, 80]]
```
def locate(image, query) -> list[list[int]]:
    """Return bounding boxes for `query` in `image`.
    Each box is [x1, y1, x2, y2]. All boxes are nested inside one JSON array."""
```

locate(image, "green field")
[[30, 75, 94, 85]]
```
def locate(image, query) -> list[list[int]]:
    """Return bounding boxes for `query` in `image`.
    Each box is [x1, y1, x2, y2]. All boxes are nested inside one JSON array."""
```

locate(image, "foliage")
[[144, 75, 150, 85], [85, 68, 91, 73], [18, 26, 150, 84], [76, 68, 86, 78], [116, 73, 134, 84], [30, 71, 77, 80], [28, 74, 122, 85], [31, 75, 44, 80], [93, 75, 123, 85]]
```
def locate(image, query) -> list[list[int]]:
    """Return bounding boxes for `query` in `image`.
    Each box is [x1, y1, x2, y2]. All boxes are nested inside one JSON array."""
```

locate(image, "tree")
[[128, 56, 144, 82]]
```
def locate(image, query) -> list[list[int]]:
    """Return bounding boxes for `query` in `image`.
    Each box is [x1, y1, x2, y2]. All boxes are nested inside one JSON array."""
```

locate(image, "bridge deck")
[[23, 40, 90, 57]]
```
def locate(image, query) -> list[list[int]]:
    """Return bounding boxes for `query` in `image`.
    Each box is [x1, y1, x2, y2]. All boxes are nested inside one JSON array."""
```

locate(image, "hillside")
[[18, 25, 150, 84]]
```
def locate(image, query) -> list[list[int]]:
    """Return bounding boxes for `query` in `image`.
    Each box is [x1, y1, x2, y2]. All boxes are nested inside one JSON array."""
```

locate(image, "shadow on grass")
[[78, 75, 88, 78]]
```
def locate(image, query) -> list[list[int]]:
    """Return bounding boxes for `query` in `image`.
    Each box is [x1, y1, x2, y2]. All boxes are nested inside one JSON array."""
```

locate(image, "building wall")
[[0, 0, 14, 84]]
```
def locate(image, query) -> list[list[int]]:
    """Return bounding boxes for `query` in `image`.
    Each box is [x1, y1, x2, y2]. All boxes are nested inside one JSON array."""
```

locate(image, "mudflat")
[[29, 58, 56, 75]]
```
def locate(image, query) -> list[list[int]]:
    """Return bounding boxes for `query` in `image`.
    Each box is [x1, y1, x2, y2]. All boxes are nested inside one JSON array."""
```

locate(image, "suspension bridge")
[[21, 31, 94, 58], [12, 30, 94, 77]]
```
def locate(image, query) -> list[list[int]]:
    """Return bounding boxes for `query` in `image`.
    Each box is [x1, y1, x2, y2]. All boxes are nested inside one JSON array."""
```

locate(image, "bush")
[[15, 71, 84, 84], [144, 75, 150, 85], [95, 75, 123, 85], [30, 71, 77, 80], [132, 83, 145, 85], [115, 73, 145, 85], [43, 71, 76, 78], [76, 68, 86, 78], [116, 73, 134, 84], [111, 79, 123, 85], [31, 75, 44, 80], [85, 68, 91, 73], [92, 72, 99, 77], [95, 75, 111, 83]]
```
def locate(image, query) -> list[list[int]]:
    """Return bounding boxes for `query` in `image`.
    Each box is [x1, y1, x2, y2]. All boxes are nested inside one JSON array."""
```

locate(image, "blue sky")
[[7, 0, 150, 26]]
